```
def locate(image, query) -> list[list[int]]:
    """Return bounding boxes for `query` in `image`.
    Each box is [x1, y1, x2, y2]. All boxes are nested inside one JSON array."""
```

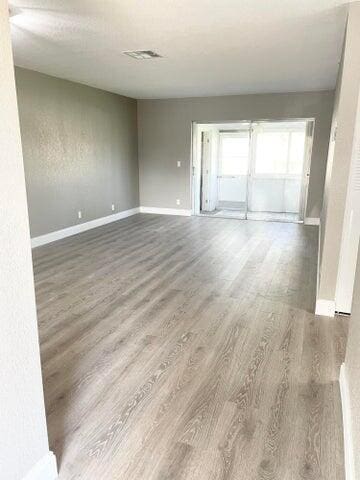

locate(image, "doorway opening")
[[192, 120, 314, 223]]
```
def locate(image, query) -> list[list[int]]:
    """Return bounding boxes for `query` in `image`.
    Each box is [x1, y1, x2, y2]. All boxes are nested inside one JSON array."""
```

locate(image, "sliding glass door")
[[196, 120, 310, 222]]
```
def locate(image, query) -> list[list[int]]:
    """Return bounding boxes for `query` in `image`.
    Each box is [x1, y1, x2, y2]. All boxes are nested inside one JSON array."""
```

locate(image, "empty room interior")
[[2, 1, 360, 480]]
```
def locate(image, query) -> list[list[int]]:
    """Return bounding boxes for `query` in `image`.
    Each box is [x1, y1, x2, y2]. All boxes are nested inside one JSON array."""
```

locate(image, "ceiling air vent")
[[123, 50, 162, 60]]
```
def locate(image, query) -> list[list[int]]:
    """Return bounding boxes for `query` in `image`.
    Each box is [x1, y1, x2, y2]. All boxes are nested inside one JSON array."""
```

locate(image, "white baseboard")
[[340, 363, 355, 480], [304, 217, 320, 226], [31, 208, 140, 248], [314, 221, 338, 318], [140, 206, 192, 216], [315, 298, 335, 317], [22, 452, 57, 480]]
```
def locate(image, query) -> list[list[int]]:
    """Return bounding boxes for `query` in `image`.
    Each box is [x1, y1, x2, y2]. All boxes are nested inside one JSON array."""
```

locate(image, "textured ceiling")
[[10, 0, 349, 99]]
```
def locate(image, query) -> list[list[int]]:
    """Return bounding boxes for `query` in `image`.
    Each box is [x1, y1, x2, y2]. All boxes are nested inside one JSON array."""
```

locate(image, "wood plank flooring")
[[32, 214, 348, 480]]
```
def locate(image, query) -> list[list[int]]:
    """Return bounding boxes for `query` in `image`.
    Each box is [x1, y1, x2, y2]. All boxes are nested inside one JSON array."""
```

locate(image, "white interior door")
[[336, 91, 360, 314], [200, 131, 212, 211], [249, 122, 307, 216], [200, 129, 218, 212], [217, 131, 250, 211]]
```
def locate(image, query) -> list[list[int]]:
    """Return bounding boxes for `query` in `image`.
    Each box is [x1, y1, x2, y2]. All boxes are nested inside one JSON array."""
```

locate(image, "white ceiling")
[[10, 0, 349, 99]]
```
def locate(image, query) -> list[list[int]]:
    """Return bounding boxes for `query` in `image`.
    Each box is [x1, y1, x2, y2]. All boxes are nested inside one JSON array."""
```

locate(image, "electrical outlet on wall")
[[111, 204, 115, 211], [177, 161, 181, 167], [78, 210, 82, 219], [176, 199, 181, 205]]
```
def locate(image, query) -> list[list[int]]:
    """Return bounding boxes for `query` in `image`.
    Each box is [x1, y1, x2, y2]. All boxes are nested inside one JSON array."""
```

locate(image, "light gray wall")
[[345, 243, 360, 478], [15, 67, 139, 238], [318, 2, 360, 301], [0, 6, 52, 480], [138, 91, 334, 217]]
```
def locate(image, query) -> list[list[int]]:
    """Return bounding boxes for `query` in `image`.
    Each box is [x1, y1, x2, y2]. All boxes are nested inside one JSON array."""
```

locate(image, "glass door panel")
[[248, 122, 307, 222], [217, 132, 250, 216]]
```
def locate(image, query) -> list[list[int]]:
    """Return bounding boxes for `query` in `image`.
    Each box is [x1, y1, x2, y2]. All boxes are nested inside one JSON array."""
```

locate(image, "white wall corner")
[[340, 363, 355, 480], [140, 206, 192, 216], [304, 217, 320, 226], [31, 207, 140, 248], [316, 221, 321, 300], [22, 452, 57, 480], [315, 298, 336, 317]]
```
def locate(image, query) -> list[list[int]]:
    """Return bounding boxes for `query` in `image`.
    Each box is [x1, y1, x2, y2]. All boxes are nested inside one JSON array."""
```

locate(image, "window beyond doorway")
[[217, 131, 250, 217], [254, 130, 306, 175], [219, 134, 249, 175]]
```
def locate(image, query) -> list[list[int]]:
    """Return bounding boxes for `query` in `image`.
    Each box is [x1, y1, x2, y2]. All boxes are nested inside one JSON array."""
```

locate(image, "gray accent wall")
[[15, 67, 139, 238], [138, 91, 334, 217]]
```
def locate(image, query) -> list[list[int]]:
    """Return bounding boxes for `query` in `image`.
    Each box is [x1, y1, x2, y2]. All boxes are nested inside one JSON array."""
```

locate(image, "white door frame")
[[191, 121, 250, 215], [300, 120, 315, 222]]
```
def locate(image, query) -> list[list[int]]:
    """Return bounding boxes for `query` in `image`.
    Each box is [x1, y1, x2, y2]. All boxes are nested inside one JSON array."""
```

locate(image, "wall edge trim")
[[31, 207, 140, 248], [315, 298, 336, 317], [340, 363, 355, 480], [140, 206, 192, 216], [304, 217, 320, 226], [22, 451, 57, 480], [316, 220, 321, 300]]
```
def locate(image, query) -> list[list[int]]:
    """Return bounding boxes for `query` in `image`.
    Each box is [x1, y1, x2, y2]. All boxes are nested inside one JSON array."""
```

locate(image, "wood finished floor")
[[32, 214, 348, 480]]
